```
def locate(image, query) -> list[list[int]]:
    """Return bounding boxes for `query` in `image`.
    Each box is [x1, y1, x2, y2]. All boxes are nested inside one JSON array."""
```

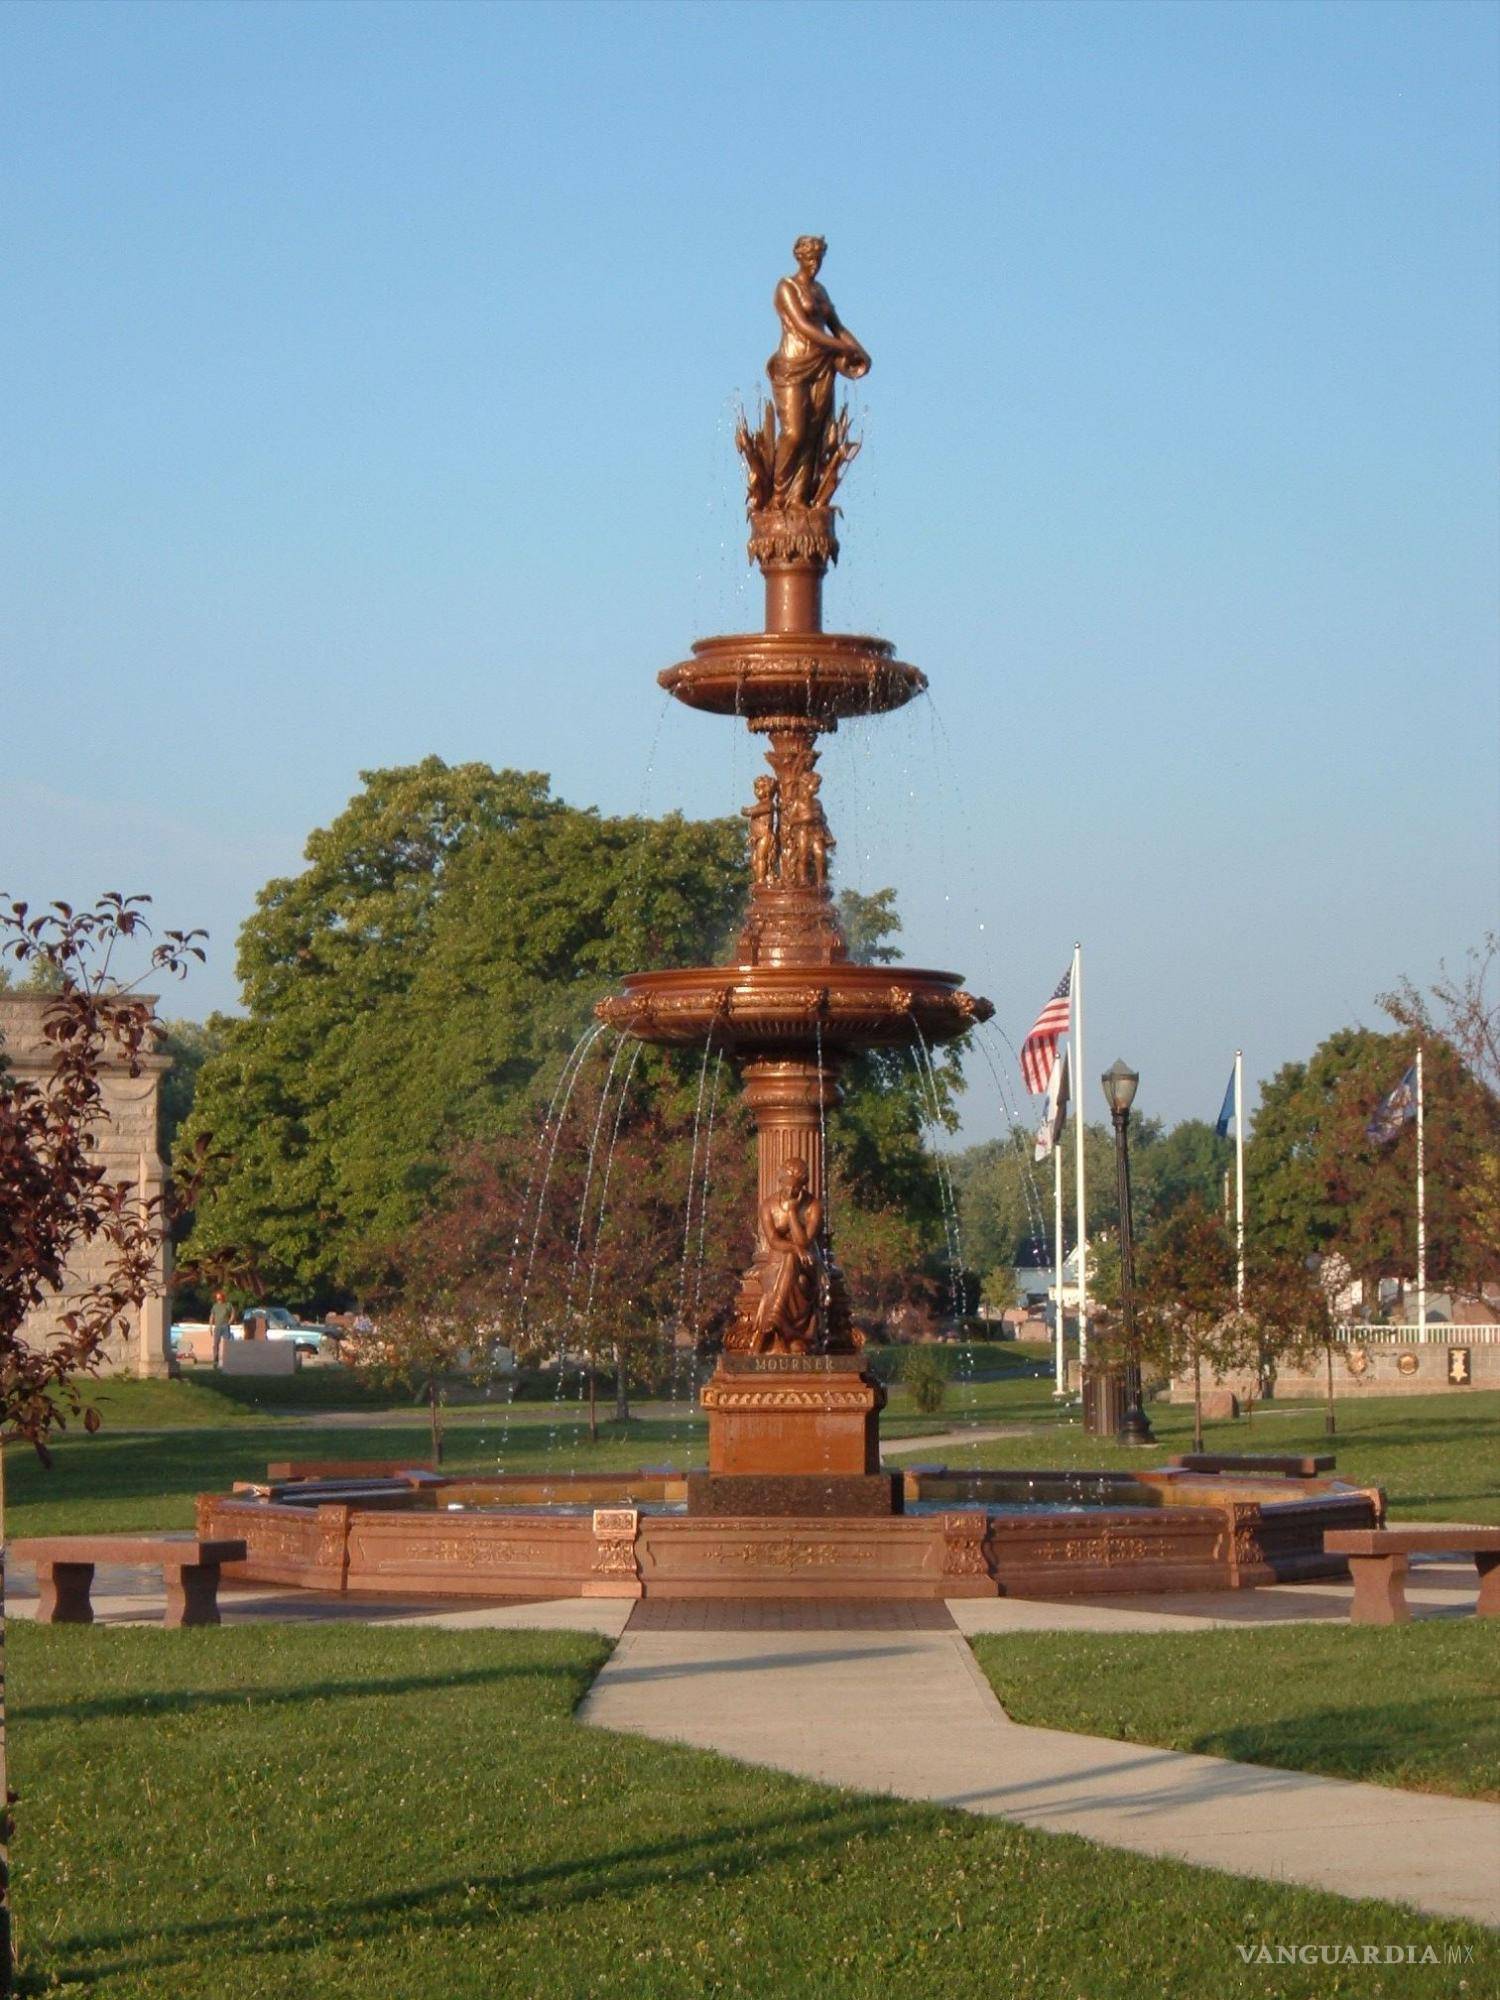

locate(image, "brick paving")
[[626, 1598, 956, 1632]]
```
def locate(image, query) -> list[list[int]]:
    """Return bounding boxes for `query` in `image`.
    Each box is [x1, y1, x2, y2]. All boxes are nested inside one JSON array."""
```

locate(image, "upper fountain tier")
[[663, 236, 920, 727], [659, 630, 925, 727]]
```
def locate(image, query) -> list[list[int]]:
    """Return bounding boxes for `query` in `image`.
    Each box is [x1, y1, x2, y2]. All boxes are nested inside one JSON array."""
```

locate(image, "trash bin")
[[1082, 1365, 1126, 1439]]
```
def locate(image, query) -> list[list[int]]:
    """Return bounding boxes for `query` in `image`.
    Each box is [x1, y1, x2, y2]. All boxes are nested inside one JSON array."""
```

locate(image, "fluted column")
[[741, 1054, 839, 1209]]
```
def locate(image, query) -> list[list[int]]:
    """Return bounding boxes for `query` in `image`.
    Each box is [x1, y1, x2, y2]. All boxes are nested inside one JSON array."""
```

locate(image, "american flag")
[[1020, 967, 1072, 1096]]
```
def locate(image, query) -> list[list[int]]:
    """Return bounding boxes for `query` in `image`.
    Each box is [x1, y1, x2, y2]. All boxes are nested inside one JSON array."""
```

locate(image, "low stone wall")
[[1173, 1341, 1498, 1402], [200, 1465, 1379, 1603], [219, 1340, 298, 1377]]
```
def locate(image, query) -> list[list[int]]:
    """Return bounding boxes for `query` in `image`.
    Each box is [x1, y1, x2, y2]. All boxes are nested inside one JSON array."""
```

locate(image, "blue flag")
[[1366, 1065, 1418, 1146], [1214, 1069, 1236, 1140]]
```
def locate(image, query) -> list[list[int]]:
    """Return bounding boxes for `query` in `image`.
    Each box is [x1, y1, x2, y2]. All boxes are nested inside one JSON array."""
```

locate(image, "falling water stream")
[[579, 1038, 644, 1395], [560, 1032, 629, 1458], [668, 1034, 720, 1462], [689, 1049, 726, 1334], [904, 1020, 981, 1442]]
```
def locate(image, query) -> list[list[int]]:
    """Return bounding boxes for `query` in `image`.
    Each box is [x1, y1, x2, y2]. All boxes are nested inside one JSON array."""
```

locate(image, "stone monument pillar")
[[0, 994, 173, 1377]]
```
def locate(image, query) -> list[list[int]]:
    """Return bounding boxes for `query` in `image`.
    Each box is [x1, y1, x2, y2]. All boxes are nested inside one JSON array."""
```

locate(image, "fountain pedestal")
[[687, 1354, 901, 1516]]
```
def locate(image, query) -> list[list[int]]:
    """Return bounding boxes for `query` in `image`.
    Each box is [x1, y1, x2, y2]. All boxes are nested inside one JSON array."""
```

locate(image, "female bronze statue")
[[768, 236, 870, 508], [754, 1157, 827, 1352]]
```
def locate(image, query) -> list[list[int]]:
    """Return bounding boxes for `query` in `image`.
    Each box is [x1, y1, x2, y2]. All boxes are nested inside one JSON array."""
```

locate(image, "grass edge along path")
[[972, 1621, 1500, 1802], [12, 1622, 1492, 2000]]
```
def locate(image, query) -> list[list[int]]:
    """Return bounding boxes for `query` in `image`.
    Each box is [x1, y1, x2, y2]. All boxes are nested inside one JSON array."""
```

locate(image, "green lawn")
[[6, 1350, 1057, 1535], [79, 1370, 490, 1425], [113, 1351, 1058, 1433], [951, 1391, 1500, 1524], [973, 1622, 1500, 1801], [5, 1413, 707, 1536], [13, 1379, 1497, 1537], [12, 1622, 1488, 1999]]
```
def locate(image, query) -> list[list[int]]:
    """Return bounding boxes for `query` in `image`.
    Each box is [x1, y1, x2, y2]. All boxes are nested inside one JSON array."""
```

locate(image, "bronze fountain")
[[200, 243, 1380, 1598], [596, 232, 992, 1515]]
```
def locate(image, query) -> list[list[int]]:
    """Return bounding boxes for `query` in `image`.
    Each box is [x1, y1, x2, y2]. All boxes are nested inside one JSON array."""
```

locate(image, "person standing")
[[209, 1291, 233, 1369]]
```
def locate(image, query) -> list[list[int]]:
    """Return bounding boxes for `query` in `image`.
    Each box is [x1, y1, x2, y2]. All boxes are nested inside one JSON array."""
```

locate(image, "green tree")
[[1246, 1026, 1497, 1300], [179, 760, 746, 1296], [951, 1112, 1231, 1296], [951, 1120, 1131, 1285], [1135, 1196, 1252, 1452], [979, 1263, 1018, 1317], [374, 1046, 757, 1432], [899, 1342, 949, 1415], [157, 1018, 227, 1157], [1133, 1119, 1232, 1231], [0, 956, 66, 996], [837, 887, 903, 966], [1244, 1248, 1340, 1437], [948, 1137, 1045, 1281]]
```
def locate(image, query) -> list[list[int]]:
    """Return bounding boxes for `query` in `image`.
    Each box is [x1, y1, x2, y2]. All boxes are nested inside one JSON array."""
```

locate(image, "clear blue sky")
[[6, 0, 1497, 1142]]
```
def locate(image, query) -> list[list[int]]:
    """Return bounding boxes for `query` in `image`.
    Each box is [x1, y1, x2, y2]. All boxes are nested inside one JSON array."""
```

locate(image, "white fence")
[[1333, 1323, 1500, 1346]]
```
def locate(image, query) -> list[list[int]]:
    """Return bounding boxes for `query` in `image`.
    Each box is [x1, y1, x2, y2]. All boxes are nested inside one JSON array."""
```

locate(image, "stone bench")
[[1324, 1526, 1500, 1625], [11, 1535, 248, 1628], [1170, 1452, 1336, 1478]]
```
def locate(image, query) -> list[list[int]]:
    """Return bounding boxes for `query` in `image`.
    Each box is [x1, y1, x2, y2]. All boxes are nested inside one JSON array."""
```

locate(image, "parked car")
[[243, 1305, 333, 1354], [172, 1305, 332, 1359]]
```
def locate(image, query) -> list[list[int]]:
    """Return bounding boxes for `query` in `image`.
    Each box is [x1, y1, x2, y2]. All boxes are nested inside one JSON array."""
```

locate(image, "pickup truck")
[[172, 1305, 333, 1362]]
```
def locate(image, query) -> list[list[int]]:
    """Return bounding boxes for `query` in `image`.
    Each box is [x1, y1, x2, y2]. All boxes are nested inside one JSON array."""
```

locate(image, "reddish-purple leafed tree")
[[358, 1049, 757, 1443], [0, 894, 204, 1987]]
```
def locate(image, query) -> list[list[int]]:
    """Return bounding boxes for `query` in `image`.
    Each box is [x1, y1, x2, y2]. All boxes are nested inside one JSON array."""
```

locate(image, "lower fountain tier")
[[595, 961, 992, 1049], [199, 1468, 1385, 1602], [659, 631, 925, 723]]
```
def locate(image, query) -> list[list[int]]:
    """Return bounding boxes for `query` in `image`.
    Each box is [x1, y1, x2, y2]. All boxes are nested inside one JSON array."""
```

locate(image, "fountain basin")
[[197, 1465, 1382, 1603], [660, 631, 925, 722], [595, 961, 991, 1049]]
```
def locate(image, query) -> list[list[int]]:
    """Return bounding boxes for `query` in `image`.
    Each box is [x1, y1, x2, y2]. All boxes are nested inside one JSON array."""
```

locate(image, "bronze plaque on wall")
[[1447, 1347, 1472, 1386]]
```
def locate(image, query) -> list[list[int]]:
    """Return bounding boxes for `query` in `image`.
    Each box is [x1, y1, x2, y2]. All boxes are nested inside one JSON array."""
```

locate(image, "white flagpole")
[[1072, 942, 1087, 1369], [1416, 1045, 1427, 1343], [1053, 1134, 1066, 1397], [1234, 1049, 1245, 1308]]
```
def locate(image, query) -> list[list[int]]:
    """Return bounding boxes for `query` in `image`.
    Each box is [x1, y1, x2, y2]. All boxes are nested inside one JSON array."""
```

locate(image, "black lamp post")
[[1101, 1059, 1155, 1446]]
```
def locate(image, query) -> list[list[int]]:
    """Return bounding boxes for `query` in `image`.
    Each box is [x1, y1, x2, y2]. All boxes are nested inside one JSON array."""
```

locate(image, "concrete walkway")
[[581, 1613, 1499, 1928], [879, 1424, 1032, 1456]]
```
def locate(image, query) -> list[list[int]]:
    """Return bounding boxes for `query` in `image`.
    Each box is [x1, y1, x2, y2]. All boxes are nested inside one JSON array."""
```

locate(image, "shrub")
[[900, 1343, 949, 1415]]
